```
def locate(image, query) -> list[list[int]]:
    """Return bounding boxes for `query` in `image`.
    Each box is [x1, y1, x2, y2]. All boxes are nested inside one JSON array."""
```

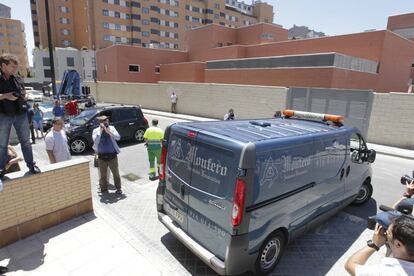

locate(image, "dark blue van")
[[156, 111, 376, 275]]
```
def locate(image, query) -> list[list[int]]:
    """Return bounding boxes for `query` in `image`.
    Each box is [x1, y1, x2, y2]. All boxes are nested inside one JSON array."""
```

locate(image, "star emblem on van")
[[259, 156, 280, 188]]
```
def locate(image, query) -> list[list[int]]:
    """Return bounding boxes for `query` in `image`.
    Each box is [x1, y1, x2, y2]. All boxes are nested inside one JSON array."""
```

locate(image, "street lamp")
[[45, 0, 57, 96]]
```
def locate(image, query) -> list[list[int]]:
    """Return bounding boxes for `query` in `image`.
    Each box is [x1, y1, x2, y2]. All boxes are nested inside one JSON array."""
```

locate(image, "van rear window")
[[167, 133, 237, 198], [189, 142, 236, 198]]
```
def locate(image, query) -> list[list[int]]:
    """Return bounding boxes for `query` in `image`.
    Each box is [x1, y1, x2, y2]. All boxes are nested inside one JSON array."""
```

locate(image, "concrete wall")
[[0, 159, 93, 246], [88, 81, 287, 119], [368, 93, 414, 148], [87, 81, 414, 149]]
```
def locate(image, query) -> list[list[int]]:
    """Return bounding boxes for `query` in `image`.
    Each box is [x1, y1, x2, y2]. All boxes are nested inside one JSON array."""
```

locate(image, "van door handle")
[[340, 168, 345, 180], [346, 166, 350, 177], [129, 122, 135, 125], [180, 184, 185, 198]]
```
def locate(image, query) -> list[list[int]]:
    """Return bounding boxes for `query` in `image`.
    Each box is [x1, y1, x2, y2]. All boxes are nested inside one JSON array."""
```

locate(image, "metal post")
[[45, 0, 57, 96]]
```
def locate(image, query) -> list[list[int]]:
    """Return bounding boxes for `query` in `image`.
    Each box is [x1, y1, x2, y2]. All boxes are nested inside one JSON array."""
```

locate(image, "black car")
[[66, 105, 148, 154]]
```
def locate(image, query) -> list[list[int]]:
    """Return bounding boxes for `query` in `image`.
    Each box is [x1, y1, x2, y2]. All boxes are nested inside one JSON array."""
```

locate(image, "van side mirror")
[[366, 149, 376, 163]]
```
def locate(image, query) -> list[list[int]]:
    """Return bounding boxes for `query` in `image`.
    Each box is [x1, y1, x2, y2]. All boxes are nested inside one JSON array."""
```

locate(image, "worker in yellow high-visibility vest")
[[143, 119, 164, 181]]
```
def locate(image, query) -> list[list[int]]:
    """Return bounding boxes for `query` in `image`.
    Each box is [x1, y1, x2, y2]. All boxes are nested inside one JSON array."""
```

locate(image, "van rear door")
[[163, 125, 196, 232], [187, 132, 242, 261]]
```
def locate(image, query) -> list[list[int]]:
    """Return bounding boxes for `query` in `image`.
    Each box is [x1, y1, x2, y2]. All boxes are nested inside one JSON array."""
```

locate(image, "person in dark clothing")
[[27, 104, 36, 144], [0, 54, 40, 184]]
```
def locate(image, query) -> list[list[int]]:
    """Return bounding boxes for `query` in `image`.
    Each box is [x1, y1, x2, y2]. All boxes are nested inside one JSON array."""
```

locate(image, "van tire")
[[255, 231, 286, 275], [351, 180, 373, 206]]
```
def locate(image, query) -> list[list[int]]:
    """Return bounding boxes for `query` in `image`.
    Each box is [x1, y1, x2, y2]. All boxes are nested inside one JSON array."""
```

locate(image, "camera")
[[367, 205, 403, 230], [401, 171, 414, 185]]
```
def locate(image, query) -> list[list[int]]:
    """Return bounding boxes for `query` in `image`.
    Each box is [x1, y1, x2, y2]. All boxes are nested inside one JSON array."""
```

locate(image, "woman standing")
[[32, 103, 44, 139]]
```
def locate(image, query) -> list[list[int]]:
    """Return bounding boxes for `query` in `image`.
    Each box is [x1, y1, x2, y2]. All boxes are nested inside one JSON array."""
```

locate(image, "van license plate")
[[165, 204, 184, 224]]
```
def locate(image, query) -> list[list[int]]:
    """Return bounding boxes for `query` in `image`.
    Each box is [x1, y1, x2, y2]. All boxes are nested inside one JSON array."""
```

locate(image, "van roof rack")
[[282, 109, 344, 126]]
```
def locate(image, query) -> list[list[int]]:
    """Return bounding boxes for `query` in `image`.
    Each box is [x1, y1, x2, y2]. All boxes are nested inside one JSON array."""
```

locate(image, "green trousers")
[[147, 145, 161, 176]]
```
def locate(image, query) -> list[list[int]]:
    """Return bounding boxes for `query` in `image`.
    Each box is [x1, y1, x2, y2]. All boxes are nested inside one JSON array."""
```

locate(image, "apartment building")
[[0, 5, 29, 77], [33, 47, 96, 83], [30, 0, 274, 50]]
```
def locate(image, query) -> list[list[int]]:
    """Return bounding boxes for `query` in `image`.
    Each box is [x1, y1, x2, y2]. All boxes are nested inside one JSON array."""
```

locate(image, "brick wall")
[[368, 93, 414, 148], [89, 81, 287, 119], [87, 81, 414, 149], [0, 159, 93, 246]]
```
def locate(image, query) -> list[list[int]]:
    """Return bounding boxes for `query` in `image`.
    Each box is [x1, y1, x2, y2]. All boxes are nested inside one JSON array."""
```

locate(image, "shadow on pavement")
[[160, 211, 366, 276], [3, 214, 97, 274], [344, 198, 378, 220]]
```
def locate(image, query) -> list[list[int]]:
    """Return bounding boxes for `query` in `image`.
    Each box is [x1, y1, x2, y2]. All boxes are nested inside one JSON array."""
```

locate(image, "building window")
[[60, 6, 69, 13], [131, 1, 140, 8], [131, 26, 140, 32], [115, 37, 121, 43], [103, 35, 111, 41], [61, 29, 70, 35], [115, 24, 121, 30], [62, 40, 71, 46], [131, 38, 141, 44], [131, 14, 140, 20], [103, 22, 110, 29], [142, 31, 149, 37], [115, 11, 120, 18], [59, 18, 70, 24], [103, 9, 109, 16], [155, 65, 160, 74], [43, 57, 50, 66], [128, 64, 140, 72], [142, 7, 149, 13], [142, 19, 149, 25], [44, 69, 52, 78], [67, 57, 75, 66], [214, 3, 220, 9]]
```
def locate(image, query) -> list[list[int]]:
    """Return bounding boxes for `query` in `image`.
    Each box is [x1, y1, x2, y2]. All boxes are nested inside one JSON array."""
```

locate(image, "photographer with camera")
[[0, 54, 40, 185], [345, 215, 414, 275], [224, 108, 235, 120], [392, 175, 414, 215], [92, 115, 122, 195]]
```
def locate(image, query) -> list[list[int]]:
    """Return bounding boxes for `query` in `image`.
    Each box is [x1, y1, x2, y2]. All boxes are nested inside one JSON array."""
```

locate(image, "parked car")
[[156, 110, 376, 275], [66, 105, 149, 154], [26, 91, 43, 102]]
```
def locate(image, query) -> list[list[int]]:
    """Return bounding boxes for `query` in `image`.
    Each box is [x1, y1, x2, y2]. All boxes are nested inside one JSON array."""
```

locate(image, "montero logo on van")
[[171, 138, 228, 177], [186, 145, 228, 177]]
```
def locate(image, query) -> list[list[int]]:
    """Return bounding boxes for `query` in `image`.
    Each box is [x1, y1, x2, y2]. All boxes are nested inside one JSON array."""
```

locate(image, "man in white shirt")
[[345, 215, 414, 276], [170, 92, 177, 113], [45, 117, 71, 164]]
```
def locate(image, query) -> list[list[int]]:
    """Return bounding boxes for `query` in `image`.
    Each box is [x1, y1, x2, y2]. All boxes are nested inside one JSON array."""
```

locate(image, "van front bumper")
[[158, 212, 256, 275]]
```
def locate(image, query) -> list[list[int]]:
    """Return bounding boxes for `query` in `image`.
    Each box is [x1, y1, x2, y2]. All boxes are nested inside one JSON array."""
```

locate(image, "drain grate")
[[122, 173, 140, 182]]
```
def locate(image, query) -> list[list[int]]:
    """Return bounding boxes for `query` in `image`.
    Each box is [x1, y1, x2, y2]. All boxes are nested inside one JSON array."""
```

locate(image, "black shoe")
[[115, 189, 123, 195], [0, 265, 8, 274], [0, 169, 5, 180], [29, 165, 41, 174]]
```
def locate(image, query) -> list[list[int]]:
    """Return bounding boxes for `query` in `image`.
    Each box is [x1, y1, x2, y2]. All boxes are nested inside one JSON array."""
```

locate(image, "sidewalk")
[[142, 109, 414, 160]]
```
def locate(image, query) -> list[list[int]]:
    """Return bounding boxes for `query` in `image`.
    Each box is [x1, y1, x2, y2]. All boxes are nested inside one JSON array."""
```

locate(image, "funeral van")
[[156, 110, 376, 275]]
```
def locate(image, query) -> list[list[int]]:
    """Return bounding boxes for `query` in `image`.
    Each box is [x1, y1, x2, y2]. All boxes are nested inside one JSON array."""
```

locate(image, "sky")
[[1, 0, 414, 67]]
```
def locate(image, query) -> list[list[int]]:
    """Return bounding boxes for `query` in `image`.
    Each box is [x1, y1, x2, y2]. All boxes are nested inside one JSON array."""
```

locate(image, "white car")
[[26, 91, 43, 102]]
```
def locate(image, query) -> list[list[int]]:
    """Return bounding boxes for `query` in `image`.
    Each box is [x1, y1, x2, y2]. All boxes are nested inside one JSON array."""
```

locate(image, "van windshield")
[[70, 110, 98, 125]]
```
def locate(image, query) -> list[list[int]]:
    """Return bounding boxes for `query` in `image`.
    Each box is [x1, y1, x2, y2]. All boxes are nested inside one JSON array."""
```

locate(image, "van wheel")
[[70, 137, 88, 154], [134, 129, 145, 142], [351, 181, 373, 206], [255, 231, 286, 275]]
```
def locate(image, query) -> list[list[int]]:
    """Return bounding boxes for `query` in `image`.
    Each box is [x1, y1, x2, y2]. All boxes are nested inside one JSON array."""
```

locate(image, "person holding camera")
[[224, 108, 235, 120], [0, 54, 40, 184], [392, 180, 414, 215], [345, 216, 414, 275], [92, 115, 122, 195]]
